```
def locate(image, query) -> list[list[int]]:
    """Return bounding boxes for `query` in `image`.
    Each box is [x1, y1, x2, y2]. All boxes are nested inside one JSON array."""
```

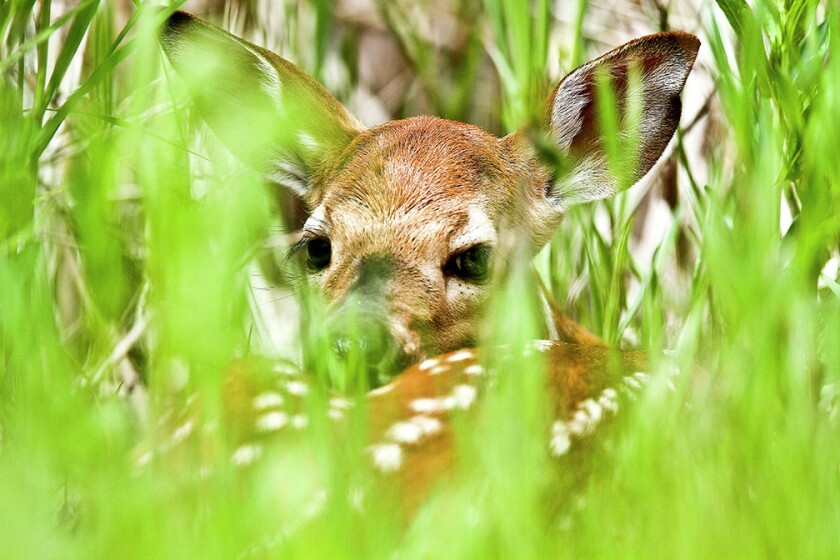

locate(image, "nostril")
[[331, 336, 374, 360], [332, 336, 351, 359], [326, 315, 406, 386], [330, 325, 388, 361]]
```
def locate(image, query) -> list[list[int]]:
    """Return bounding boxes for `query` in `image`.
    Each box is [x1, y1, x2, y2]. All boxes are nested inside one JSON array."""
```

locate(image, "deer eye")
[[305, 237, 331, 271], [445, 246, 492, 283]]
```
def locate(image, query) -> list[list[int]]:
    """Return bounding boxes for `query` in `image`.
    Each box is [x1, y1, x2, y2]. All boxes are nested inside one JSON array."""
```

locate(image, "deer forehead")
[[309, 202, 497, 264], [310, 116, 528, 224]]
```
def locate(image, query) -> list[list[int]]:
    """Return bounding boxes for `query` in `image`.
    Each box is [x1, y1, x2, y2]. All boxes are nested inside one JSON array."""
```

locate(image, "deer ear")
[[539, 32, 699, 210], [160, 11, 363, 197]]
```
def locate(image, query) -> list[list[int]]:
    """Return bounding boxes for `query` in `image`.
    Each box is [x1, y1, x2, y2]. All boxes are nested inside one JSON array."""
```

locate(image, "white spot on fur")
[[291, 414, 309, 429], [550, 421, 571, 456], [370, 383, 395, 396], [418, 358, 439, 371], [452, 385, 477, 409], [411, 397, 450, 414], [329, 397, 353, 410], [256, 411, 289, 432], [598, 387, 619, 413], [446, 350, 475, 363], [411, 385, 478, 413], [578, 399, 603, 424], [601, 387, 618, 401], [624, 376, 643, 391], [429, 365, 450, 376], [386, 420, 424, 444], [253, 391, 284, 410], [285, 380, 310, 396], [271, 363, 299, 376], [368, 443, 403, 472], [232, 444, 262, 466], [386, 415, 443, 444], [464, 364, 483, 376], [171, 419, 194, 444], [568, 409, 595, 436]]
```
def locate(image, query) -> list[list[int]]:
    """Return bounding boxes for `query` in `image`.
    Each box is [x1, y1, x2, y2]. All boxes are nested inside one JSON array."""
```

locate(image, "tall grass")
[[1, 0, 839, 558]]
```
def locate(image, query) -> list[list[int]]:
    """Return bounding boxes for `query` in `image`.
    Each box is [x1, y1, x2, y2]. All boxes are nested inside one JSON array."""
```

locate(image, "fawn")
[[157, 11, 698, 515]]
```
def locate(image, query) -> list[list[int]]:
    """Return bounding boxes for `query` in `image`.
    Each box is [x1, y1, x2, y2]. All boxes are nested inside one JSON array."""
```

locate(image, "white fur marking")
[[232, 444, 263, 466], [271, 363, 299, 376], [387, 420, 424, 444], [411, 397, 451, 414], [386, 415, 443, 444], [568, 409, 594, 436], [446, 350, 475, 363], [171, 420, 194, 444], [370, 383, 395, 396], [329, 397, 353, 410], [285, 380, 310, 396], [418, 358, 439, 371], [452, 385, 478, 410], [624, 376, 643, 391], [598, 388, 619, 414], [450, 206, 498, 252], [368, 443, 403, 472], [429, 365, 450, 376], [464, 364, 483, 376], [550, 421, 572, 456], [579, 399, 603, 424], [256, 411, 289, 432], [291, 414, 309, 430], [253, 391, 284, 410]]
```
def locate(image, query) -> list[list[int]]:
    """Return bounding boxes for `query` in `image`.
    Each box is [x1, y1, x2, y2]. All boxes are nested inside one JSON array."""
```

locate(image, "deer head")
[[160, 12, 699, 382]]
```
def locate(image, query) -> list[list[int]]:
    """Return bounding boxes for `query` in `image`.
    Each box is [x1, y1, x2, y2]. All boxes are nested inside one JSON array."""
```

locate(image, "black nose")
[[326, 310, 404, 387]]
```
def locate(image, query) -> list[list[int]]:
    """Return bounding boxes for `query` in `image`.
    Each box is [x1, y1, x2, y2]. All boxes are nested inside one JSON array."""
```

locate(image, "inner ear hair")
[[542, 31, 700, 210]]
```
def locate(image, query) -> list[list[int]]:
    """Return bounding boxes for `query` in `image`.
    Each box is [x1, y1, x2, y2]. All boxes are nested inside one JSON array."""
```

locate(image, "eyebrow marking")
[[449, 206, 497, 252]]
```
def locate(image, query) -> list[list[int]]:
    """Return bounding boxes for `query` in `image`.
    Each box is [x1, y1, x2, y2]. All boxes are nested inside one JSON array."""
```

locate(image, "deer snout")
[[325, 254, 411, 386], [326, 308, 406, 386]]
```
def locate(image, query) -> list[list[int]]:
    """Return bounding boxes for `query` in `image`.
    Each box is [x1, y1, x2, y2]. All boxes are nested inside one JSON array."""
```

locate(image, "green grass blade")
[[715, 0, 752, 39]]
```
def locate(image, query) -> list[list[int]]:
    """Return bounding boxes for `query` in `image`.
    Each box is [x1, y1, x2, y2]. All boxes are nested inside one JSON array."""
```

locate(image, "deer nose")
[[324, 253, 409, 385], [326, 310, 405, 387]]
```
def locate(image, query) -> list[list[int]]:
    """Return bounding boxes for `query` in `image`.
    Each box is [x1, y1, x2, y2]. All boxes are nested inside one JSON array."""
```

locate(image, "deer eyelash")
[[287, 237, 310, 259]]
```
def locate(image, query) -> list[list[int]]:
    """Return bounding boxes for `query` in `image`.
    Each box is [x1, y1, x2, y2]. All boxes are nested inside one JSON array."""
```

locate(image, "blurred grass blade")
[[0, 0, 98, 75], [36, 0, 101, 121], [0, 81, 35, 241], [715, 0, 752, 39]]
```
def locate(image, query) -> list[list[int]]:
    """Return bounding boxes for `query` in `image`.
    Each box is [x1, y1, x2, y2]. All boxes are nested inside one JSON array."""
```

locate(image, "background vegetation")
[[1, 0, 839, 557]]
